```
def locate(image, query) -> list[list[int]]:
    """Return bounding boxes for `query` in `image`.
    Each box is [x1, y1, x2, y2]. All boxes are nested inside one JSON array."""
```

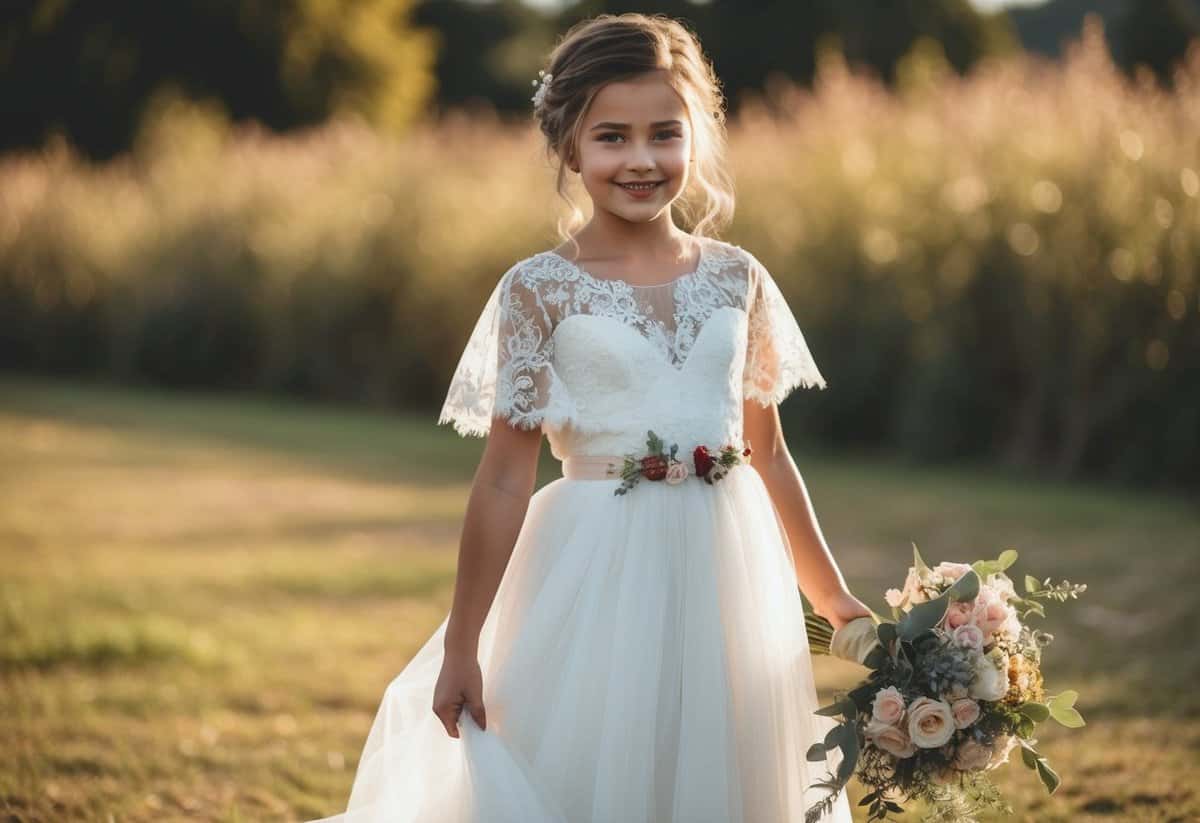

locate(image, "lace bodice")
[[438, 236, 826, 461]]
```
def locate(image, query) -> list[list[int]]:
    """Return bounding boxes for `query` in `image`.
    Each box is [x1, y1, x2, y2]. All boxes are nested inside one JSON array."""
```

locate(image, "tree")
[[0, 0, 437, 160]]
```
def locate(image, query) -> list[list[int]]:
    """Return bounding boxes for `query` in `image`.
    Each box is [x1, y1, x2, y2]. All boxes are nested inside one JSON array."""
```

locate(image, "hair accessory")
[[530, 69, 553, 111]]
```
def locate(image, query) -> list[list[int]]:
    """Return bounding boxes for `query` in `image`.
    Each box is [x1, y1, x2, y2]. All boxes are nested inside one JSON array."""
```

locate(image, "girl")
[[310, 12, 871, 823]]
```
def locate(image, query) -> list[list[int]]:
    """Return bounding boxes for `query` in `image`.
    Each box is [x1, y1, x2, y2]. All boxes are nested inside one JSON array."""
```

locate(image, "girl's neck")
[[570, 212, 694, 265]]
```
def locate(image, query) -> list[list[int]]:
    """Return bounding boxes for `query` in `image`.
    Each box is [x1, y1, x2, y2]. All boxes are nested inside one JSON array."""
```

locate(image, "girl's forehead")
[[584, 72, 689, 125]]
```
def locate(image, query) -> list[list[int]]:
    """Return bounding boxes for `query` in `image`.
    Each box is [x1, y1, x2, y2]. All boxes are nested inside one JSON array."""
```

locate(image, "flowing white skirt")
[[306, 462, 852, 823]]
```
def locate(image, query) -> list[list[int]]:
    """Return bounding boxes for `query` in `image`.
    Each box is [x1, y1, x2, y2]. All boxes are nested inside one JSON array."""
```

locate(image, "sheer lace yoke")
[[437, 235, 828, 443], [530, 237, 745, 371]]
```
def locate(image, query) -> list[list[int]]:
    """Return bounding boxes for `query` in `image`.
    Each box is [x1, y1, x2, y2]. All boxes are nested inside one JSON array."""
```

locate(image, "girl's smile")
[[574, 70, 693, 224], [616, 180, 666, 199]]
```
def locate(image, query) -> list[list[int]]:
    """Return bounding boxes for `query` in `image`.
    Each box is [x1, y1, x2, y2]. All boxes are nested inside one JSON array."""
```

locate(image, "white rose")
[[884, 587, 906, 608], [987, 573, 1017, 602], [871, 686, 906, 726], [998, 607, 1022, 640], [906, 697, 956, 749], [866, 718, 917, 759], [953, 738, 993, 771], [968, 653, 1009, 702]]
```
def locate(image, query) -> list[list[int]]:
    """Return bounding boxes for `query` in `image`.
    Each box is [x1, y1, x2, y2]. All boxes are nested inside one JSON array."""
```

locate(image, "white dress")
[[307, 235, 853, 823]]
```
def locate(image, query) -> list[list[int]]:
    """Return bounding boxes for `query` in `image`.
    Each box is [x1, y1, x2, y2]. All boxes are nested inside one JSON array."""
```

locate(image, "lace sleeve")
[[437, 263, 576, 437], [743, 254, 827, 407]]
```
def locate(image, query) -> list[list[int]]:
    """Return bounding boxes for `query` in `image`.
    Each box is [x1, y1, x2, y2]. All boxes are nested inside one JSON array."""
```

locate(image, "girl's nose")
[[625, 138, 656, 172]]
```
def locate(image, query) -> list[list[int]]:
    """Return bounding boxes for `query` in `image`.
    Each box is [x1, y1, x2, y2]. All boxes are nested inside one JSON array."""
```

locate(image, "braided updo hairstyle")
[[532, 13, 735, 252]]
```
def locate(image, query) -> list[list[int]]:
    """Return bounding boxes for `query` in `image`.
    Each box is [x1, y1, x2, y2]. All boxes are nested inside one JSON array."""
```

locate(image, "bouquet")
[[804, 546, 1087, 823]]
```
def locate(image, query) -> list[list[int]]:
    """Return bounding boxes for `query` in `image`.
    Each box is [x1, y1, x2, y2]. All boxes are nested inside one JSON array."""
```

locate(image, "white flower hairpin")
[[530, 69, 553, 111]]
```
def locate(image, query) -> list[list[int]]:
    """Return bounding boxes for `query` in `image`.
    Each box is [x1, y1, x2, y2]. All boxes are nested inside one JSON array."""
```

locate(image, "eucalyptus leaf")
[[972, 560, 1001, 579], [997, 549, 1019, 570], [1049, 705, 1086, 728], [876, 622, 898, 645], [1048, 690, 1078, 709], [948, 569, 981, 602], [1025, 574, 1040, 593], [912, 543, 931, 576], [835, 727, 859, 783], [1017, 701, 1051, 723], [1020, 745, 1039, 769], [1035, 758, 1061, 794], [814, 701, 845, 717], [898, 595, 949, 641], [863, 645, 890, 671], [1017, 714, 1036, 738]]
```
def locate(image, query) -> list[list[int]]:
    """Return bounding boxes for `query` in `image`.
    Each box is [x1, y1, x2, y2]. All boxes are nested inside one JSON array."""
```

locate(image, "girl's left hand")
[[817, 590, 874, 630]]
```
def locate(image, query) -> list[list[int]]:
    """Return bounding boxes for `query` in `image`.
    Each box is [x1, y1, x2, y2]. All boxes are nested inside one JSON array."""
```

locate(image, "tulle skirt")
[[306, 461, 852, 823]]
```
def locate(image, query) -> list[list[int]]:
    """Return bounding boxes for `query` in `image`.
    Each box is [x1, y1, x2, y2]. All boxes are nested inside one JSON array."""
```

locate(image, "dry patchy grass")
[[1, 375, 1196, 821]]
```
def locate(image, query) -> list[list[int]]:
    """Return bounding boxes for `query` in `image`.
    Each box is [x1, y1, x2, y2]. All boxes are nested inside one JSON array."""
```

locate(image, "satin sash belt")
[[561, 455, 625, 481]]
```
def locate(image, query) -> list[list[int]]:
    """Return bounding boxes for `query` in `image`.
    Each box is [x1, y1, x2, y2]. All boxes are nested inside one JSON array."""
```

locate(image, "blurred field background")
[[2, 0, 1199, 820]]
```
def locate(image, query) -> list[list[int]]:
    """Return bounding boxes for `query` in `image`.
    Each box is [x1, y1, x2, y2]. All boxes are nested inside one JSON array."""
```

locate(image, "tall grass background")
[[1, 20, 1196, 487]]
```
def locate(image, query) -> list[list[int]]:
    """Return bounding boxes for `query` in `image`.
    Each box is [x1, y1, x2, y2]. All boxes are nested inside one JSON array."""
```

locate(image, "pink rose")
[[942, 600, 974, 630], [972, 586, 1009, 638], [871, 686, 906, 726], [906, 697, 956, 748], [952, 624, 984, 652], [933, 561, 973, 583], [953, 738, 993, 771], [950, 698, 980, 729], [866, 718, 917, 759], [664, 460, 690, 485]]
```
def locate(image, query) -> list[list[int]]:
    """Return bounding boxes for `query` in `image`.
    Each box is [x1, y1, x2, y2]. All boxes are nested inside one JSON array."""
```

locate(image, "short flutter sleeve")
[[743, 254, 828, 407], [437, 262, 576, 437]]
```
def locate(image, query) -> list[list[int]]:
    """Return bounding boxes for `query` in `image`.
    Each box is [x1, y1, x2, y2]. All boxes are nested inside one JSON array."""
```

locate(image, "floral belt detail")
[[603, 430, 752, 496]]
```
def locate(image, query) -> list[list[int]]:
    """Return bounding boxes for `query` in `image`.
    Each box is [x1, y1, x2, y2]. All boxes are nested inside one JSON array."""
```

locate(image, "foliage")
[[0, 22, 1196, 486], [806, 547, 1086, 822], [0, 0, 436, 160]]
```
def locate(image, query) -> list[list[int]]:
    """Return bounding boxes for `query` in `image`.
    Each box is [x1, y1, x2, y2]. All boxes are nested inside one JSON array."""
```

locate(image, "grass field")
[[1, 374, 1196, 822]]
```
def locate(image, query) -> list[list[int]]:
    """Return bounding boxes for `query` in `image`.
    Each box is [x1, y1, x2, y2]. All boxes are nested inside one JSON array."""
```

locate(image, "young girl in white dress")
[[308, 12, 872, 823]]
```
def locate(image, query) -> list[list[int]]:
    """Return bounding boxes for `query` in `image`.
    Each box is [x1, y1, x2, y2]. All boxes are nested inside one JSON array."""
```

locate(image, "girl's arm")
[[744, 397, 872, 630], [443, 418, 544, 655]]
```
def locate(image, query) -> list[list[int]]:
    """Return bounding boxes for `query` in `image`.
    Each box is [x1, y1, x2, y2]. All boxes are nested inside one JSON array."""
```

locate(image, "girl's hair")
[[533, 13, 735, 253]]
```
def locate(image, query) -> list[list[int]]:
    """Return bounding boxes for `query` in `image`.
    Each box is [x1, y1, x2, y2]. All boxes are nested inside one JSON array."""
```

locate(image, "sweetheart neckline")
[[550, 306, 745, 374]]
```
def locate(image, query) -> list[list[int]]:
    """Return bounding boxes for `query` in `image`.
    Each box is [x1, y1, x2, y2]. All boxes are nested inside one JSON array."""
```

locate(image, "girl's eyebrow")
[[589, 119, 683, 131]]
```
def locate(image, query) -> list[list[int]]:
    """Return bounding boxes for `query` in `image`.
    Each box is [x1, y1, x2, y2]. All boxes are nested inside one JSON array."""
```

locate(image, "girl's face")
[[572, 70, 693, 226]]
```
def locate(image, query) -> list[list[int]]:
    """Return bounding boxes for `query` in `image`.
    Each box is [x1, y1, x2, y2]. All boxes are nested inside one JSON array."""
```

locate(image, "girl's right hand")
[[432, 649, 487, 738]]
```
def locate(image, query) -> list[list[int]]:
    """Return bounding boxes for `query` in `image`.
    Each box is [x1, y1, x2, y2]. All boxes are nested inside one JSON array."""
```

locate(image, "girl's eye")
[[596, 131, 683, 143]]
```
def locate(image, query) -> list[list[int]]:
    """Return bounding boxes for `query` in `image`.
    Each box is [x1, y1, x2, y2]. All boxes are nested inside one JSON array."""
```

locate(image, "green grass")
[[1, 374, 1196, 822]]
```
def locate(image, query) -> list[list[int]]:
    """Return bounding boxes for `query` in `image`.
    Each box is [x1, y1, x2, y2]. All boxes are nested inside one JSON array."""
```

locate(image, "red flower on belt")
[[606, 430, 752, 496]]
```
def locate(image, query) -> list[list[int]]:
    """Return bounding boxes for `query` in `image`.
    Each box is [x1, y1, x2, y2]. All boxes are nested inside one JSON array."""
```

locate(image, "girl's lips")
[[616, 180, 665, 200]]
